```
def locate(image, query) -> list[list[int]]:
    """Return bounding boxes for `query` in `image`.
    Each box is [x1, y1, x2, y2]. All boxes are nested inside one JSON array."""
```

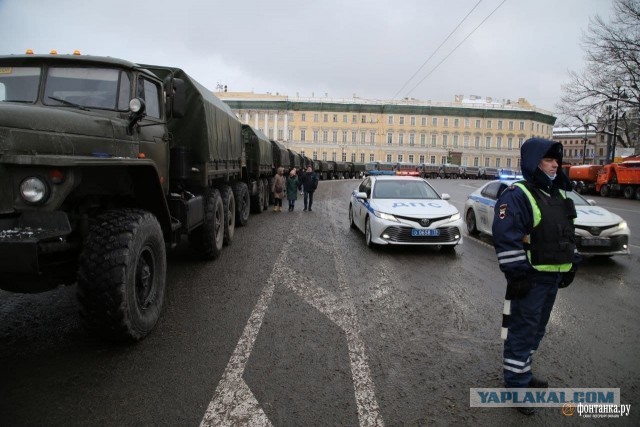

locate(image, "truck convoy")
[[568, 159, 640, 200], [0, 52, 314, 342]]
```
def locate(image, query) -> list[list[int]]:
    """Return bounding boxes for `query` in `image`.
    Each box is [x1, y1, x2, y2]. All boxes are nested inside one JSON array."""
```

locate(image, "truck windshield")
[[43, 67, 130, 110], [0, 66, 41, 103]]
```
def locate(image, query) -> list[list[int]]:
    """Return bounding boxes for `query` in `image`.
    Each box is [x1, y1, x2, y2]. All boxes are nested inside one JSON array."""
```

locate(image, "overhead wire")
[[403, 0, 508, 98], [392, 0, 483, 100]]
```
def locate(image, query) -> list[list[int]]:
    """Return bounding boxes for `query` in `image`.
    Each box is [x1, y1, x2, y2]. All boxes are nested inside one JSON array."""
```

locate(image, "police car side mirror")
[[587, 199, 597, 206], [355, 191, 368, 199], [441, 193, 451, 200]]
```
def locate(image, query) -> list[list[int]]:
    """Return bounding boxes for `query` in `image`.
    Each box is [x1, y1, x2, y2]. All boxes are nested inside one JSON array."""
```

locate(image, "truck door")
[[136, 76, 168, 186]]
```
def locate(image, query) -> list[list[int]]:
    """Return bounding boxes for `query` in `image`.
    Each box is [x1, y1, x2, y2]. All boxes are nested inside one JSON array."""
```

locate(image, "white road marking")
[[201, 211, 384, 426]]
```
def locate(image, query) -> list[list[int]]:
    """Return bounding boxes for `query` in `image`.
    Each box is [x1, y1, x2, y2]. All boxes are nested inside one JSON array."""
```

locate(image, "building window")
[[314, 113, 319, 122], [352, 131, 357, 143], [409, 133, 415, 146], [464, 118, 470, 128], [453, 135, 459, 148], [333, 131, 338, 143], [323, 130, 328, 142], [288, 130, 293, 141], [398, 154, 403, 162], [485, 157, 490, 167], [301, 129, 306, 141], [342, 131, 348, 143], [369, 153, 374, 162], [463, 135, 470, 148], [507, 137, 513, 150], [323, 113, 328, 122], [496, 158, 501, 168], [431, 134, 437, 147], [343, 114, 348, 123], [362, 115, 366, 123], [313, 151, 317, 160], [475, 136, 480, 148], [432, 117, 438, 126], [333, 114, 338, 123], [278, 129, 284, 140], [268, 128, 274, 139], [288, 113, 294, 122], [352, 115, 357, 123], [475, 119, 481, 128], [485, 136, 491, 148], [322, 152, 327, 161], [441, 156, 447, 164], [507, 158, 512, 167], [421, 117, 427, 126], [313, 130, 318, 142], [497, 136, 502, 149], [420, 134, 426, 146], [408, 154, 414, 163], [301, 113, 306, 122], [473, 157, 479, 167], [370, 132, 376, 145], [387, 133, 393, 145], [487, 120, 492, 129], [430, 155, 436, 164], [419, 155, 425, 163], [443, 118, 449, 127], [361, 131, 366, 144], [399, 133, 404, 146], [454, 118, 459, 128], [519, 121, 525, 130], [518, 137, 524, 147], [351, 153, 356, 162], [386, 154, 392, 162], [497, 120, 503, 130], [388, 115, 394, 125], [508, 121, 514, 130], [411, 116, 416, 126], [399, 116, 405, 125]]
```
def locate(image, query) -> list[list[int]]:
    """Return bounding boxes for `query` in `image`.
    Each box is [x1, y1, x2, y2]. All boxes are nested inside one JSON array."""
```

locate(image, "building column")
[[284, 112, 289, 142], [274, 112, 278, 140]]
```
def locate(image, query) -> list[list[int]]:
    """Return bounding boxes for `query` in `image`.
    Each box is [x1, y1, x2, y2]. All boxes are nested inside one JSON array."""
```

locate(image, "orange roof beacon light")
[[50, 50, 58, 55], [73, 50, 81, 55], [25, 49, 35, 54]]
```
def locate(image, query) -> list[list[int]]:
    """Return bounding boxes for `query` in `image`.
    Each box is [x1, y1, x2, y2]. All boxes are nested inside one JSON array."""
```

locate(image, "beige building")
[[217, 92, 556, 170]]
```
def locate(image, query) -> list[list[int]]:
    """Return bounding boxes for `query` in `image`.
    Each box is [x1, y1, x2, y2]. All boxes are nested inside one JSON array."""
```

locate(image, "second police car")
[[349, 176, 463, 250], [464, 179, 631, 257]]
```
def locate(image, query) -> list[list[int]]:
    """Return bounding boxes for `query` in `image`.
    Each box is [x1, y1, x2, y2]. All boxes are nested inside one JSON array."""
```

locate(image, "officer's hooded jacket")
[[492, 138, 580, 281]]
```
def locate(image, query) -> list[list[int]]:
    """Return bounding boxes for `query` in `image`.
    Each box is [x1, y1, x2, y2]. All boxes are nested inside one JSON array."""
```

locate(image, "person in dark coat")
[[300, 165, 318, 211], [286, 169, 299, 211], [492, 137, 581, 415]]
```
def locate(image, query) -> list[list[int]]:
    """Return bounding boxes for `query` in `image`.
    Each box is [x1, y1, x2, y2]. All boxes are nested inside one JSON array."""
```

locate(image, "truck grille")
[[382, 226, 461, 243]]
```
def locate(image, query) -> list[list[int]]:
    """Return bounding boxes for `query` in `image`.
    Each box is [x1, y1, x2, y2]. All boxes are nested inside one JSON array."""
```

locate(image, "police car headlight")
[[449, 213, 461, 221], [375, 211, 399, 222], [617, 221, 628, 231], [20, 177, 49, 204]]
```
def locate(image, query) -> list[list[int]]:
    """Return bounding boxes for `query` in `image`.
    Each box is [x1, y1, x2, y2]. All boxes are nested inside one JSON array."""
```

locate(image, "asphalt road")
[[1, 179, 639, 426]]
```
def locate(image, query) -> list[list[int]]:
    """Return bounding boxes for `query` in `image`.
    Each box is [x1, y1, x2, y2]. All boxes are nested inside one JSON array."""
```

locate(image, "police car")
[[464, 179, 631, 257], [349, 176, 463, 249]]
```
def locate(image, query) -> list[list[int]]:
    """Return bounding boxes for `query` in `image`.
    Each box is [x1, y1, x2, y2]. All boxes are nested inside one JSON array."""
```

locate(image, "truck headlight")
[[20, 177, 48, 204]]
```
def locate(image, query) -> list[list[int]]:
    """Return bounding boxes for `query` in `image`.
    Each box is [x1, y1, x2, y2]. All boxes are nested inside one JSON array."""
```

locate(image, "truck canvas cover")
[[242, 125, 273, 171], [143, 65, 242, 165]]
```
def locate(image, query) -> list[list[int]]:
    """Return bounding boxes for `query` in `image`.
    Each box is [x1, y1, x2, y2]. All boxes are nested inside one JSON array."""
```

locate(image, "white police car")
[[349, 176, 463, 249], [464, 179, 631, 257]]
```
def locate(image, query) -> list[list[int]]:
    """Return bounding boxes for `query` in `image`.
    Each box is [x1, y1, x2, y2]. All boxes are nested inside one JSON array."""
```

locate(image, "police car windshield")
[[373, 180, 439, 199], [566, 190, 589, 206]]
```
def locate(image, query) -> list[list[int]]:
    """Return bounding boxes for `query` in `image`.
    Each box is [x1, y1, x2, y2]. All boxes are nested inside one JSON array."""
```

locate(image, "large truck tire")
[[77, 209, 166, 342], [233, 181, 250, 227], [251, 179, 265, 214], [262, 178, 270, 211], [623, 185, 634, 199], [189, 188, 224, 260], [600, 184, 610, 197], [636, 187, 640, 200], [219, 184, 235, 246]]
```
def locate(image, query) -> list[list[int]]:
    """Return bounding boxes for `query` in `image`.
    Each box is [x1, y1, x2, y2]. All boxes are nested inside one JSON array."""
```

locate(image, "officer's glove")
[[506, 277, 530, 299], [559, 270, 575, 289]]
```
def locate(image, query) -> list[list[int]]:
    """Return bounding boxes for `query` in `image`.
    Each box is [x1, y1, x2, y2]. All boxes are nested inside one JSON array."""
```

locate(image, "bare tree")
[[557, 0, 639, 149]]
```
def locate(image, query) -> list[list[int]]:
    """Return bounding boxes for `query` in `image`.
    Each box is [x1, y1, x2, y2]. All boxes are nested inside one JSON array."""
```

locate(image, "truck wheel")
[[77, 209, 166, 342], [575, 181, 585, 194], [600, 184, 609, 197], [189, 188, 224, 259], [233, 182, 250, 227], [623, 186, 634, 199], [635, 187, 640, 200], [219, 185, 235, 246], [250, 179, 265, 214], [262, 179, 269, 211]]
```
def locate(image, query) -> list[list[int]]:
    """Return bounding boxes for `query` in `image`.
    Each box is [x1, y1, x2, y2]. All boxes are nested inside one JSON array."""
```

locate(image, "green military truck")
[[0, 53, 264, 341]]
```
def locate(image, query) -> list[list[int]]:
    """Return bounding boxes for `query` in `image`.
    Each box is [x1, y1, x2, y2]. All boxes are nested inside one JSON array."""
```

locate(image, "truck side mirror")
[[171, 78, 186, 118]]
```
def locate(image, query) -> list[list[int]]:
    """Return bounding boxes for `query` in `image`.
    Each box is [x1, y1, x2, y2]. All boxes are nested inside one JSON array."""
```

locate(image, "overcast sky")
[[0, 0, 614, 113]]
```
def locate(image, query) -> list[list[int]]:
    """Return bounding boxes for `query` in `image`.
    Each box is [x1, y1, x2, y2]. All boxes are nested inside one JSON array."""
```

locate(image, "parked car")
[[464, 180, 631, 257], [349, 176, 463, 250]]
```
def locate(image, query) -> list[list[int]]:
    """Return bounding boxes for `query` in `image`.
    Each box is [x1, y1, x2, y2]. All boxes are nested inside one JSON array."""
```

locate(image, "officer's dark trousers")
[[503, 272, 560, 387], [304, 190, 314, 210]]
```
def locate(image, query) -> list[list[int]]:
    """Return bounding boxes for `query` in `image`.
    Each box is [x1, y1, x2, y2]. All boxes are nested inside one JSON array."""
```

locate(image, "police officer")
[[492, 137, 581, 415]]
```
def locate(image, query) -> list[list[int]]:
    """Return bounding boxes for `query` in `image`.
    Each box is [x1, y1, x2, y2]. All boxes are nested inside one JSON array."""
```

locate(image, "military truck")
[[0, 53, 265, 342], [241, 125, 272, 213]]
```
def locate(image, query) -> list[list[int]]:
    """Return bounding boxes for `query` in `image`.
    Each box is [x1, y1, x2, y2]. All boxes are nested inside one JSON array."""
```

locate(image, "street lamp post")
[[582, 116, 589, 165]]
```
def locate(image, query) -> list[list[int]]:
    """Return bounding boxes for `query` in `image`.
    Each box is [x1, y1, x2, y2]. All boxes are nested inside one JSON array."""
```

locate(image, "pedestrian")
[[298, 166, 306, 195], [286, 169, 299, 211], [492, 138, 581, 416], [272, 167, 286, 212], [300, 165, 318, 211]]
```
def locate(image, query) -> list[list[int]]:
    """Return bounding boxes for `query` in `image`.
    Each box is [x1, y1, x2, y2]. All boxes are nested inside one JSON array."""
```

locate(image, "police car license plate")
[[581, 238, 610, 247], [412, 229, 440, 237]]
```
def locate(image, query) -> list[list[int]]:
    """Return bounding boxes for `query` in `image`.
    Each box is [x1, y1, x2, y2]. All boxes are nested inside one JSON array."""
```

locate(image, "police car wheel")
[[466, 209, 479, 235], [349, 204, 356, 229]]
